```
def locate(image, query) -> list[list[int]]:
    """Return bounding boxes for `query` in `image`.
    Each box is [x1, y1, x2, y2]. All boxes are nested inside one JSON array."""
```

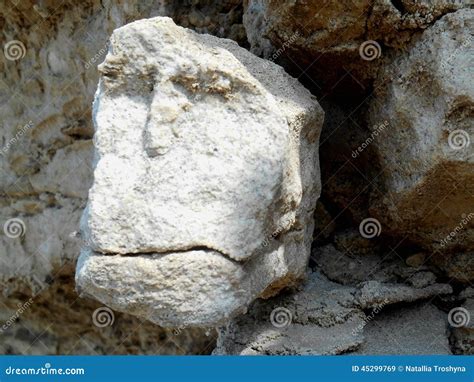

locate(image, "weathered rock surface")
[[76, 17, 323, 327], [0, 275, 214, 355], [214, 272, 366, 355], [0, 0, 247, 355], [1, 0, 472, 356], [242, 0, 468, 95], [368, 9, 474, 254], [355, 303, 451, 355], [215, 270, 453, 355]]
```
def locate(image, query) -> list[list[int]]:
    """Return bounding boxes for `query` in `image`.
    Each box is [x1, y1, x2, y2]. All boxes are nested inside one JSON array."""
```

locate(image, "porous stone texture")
[[0, 0, 247, 292], [1, 0, 473, 356], [215, 270, 453, 355], [242, 0, 468, 95], [76, 17, 324, 327], [355, 303, 451, 355], [0, 0, 247, 354], [0, 274, 214, 355], [368, 9, 474, 254], [215, 236, 457, 354]]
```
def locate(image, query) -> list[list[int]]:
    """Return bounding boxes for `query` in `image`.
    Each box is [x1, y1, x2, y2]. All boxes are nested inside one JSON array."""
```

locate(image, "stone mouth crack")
[[95, 245, 242, 264]]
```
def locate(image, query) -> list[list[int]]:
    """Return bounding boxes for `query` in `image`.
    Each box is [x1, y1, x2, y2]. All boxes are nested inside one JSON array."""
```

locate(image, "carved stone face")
[[76, 17, 323, 327]]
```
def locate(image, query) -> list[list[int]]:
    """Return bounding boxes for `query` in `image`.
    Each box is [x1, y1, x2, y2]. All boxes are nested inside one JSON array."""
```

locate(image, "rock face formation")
[[0, 0, 247, 292], [76, 17, 324, 327], [0, 0, 248, 354], [1, 0, 473, 355]]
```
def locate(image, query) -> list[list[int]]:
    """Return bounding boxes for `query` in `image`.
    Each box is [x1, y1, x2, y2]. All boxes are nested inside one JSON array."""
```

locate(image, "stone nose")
[[75, 16, 323, 328]]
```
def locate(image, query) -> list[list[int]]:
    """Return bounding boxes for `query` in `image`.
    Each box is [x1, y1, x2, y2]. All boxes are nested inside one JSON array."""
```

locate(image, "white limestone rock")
[[76, 17, 324, 327]]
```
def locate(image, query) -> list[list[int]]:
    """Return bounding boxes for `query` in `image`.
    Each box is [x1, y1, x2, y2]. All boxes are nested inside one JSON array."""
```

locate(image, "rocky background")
[[0, 0, 473, 355]]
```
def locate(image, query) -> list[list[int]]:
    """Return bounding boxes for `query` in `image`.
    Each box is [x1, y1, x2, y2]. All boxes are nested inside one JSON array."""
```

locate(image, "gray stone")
[[215, 270, 453, 354], [356, 303, 451, 355]]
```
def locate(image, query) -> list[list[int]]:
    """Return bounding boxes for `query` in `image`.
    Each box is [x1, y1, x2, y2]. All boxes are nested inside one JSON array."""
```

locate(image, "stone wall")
[[1, 0, 472, 355]]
